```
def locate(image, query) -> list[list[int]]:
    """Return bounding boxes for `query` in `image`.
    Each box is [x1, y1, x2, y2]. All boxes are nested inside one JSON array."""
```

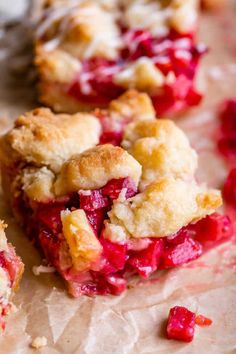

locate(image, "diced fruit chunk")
[[167, 306, 196, 342], [100, 236, 127, 274], [102, 177, 137, 200], [191, 213, 233, 247], [85, 209, 107, 235], [161, 237, 202, 269], [128, 238, 164, 277], [36, 205, 64, 234], [79, 189, 109, 211]]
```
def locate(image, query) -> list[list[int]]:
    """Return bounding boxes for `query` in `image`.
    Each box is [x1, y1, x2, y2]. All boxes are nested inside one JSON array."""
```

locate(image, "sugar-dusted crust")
[[122, 119, 198, 189], [105, 177, 222, 239], [20, 167, 55, 203], [54, 144, 142, 195], [15, 143, 142, 201], [107, 90, 156, 122], [35, 47, 82, 85], [0, 108, 101, 172]]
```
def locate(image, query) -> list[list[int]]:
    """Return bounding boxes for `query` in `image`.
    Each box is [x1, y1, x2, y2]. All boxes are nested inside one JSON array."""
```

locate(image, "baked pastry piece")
[[34, 0, 206, 116], [0, 222, 24, 329], [0, 91, 229, 297]]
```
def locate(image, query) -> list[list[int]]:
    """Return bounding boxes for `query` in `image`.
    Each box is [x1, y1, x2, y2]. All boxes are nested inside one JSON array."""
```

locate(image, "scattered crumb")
[[195, 314, 213, 326], [32, 265, 55, 276], [31, 336, 47, 349], [127, 284, 135, 289]]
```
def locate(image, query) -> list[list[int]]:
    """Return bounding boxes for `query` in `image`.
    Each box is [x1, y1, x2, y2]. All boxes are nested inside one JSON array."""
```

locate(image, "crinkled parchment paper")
[[0, 2, 236, 353]]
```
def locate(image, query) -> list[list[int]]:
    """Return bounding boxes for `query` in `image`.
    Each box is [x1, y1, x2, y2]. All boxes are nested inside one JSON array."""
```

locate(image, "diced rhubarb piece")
[[85, 208, 107, 235], [0, 251, 6, 268], [68, 59, 123, 105], [223, 168, 236, 207], [122, 29, 154, 60], [167, 306, 196, 342], [127, 238, 164, 277], [103, 274, 127, 295], [160, 237, 202, 269], [191, 213, 233, 247], [219, 99, 236, 136], [79, 189, 110, 211], [1, 245, 23, 286], [97, 112, 127, 146], [99, 130, 124, 146], [39, 229, 61, 267], [195, 314, 213, 327], [35, 205, 64, 234], [102, 177, 137, 200], [166, 227, 194, 245], [100, 237, 127, 274], [75, 272, 127, 296]]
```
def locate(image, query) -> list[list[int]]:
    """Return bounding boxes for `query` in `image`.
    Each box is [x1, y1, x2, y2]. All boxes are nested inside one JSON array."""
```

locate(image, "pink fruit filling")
[[67, 29, 205, 116], [218, 99, 236, 160], [13, 176, 233, 297], [167, 306, 196, 342], [0, 246, 23, 329]]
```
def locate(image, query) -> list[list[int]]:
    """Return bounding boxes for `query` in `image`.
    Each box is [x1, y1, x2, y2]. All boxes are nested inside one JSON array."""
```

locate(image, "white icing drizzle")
[[36, 0, 198, 56], [36, 1, 83, 38]]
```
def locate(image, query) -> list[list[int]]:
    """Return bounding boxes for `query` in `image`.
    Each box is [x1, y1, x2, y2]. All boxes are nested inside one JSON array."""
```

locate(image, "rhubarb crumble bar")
[[0, 91, 231, 297], [0, 222, 24, 329], [35, 0, 205, 115]]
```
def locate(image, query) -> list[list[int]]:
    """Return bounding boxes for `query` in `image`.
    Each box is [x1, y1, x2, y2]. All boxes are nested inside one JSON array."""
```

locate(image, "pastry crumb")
[[32, 265, 55, 276], [31, 336, 47, 349]]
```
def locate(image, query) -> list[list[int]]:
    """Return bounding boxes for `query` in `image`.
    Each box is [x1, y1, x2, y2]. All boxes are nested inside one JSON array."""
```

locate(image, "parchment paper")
[[0, 2, 236, 353]]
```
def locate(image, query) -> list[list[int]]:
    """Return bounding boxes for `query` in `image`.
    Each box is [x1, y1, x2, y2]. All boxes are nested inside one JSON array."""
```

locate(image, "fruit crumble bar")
[[0, 91, 230, 297], [35, 0, 205, 116], [0, 222, 24, 330]]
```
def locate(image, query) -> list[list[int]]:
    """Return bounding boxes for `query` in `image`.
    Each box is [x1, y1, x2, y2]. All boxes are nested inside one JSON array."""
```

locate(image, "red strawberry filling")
[[167, 306, 196, 342], [67, 29, 206, 116]]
